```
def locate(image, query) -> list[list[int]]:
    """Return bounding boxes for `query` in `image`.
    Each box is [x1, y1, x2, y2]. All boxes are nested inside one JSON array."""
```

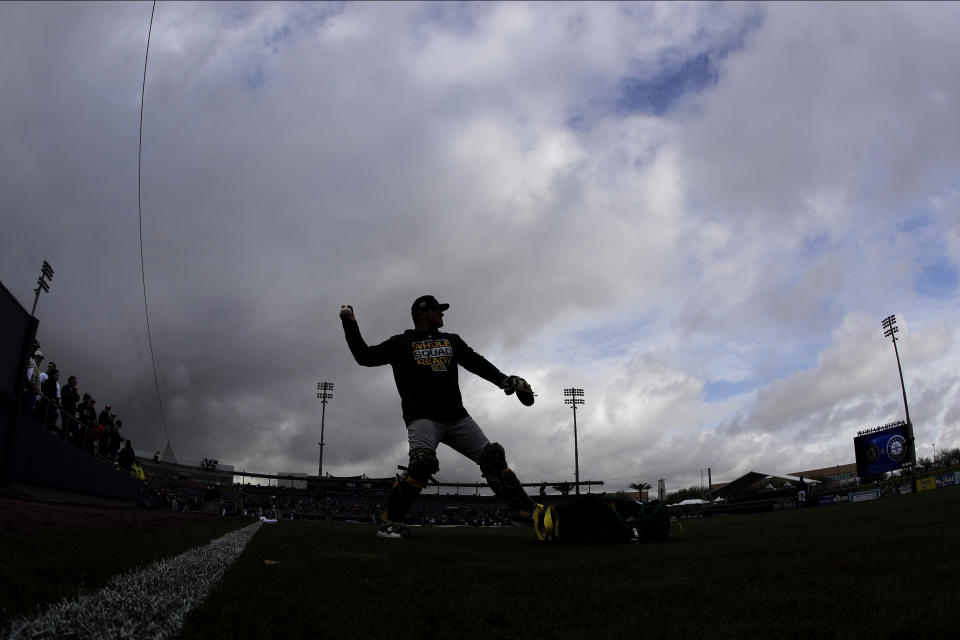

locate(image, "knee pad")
[[479, 442, 507, 479], [479, 442, 534, 512], [407, 447, 439, 485]]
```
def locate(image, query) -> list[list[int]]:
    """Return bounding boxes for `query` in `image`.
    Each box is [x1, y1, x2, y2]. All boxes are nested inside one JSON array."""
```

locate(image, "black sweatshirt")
[[342, 318, 507, 424]]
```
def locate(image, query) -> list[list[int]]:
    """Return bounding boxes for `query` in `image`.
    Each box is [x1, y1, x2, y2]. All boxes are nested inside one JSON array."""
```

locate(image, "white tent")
[[671, 498, 706, 506]]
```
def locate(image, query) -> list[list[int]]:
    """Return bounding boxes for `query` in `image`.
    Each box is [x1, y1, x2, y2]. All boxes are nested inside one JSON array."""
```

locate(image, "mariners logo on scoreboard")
[[886, 434, 907, 461]]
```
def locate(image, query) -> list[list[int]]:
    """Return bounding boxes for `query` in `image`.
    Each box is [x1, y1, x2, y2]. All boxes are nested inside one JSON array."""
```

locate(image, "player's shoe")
[[377, 521, 414, 539], [532, 503, 557, 542]]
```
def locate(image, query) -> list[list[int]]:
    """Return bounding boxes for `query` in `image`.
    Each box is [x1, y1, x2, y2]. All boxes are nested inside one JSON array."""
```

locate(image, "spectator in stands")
[[96, 403, 114, 457], [118, 439, 136, 472], [32, 359, 55, 423], [38, 368, 60, 432], [38, 360, 60, 403], [76, 395, 95, 441], [80, 396, 99, 453], [35, 360, 61, 427], [797, 476, 808, 506], [23, 347, 43, 416], [97, 402, 113, 431], [108, 420, 123, 460], [60, 375, 80, 441]]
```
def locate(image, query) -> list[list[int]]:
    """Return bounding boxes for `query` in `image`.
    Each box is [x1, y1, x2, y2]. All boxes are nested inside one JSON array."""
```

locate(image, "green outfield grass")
[[181, 488, 959, 640], [3, 488, 958, 639]]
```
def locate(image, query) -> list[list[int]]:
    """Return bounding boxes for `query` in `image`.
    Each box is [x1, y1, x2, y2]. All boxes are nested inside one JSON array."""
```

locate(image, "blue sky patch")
[[801, 231, 833, 259], [615, 51, 719, 116], [916, 256, 959, 298], [566, 8, 763, 127], [415, 2, 477, 35], [555, 314, 657, 364], [704, 378, 757, 402], [699, 330, 825, 403], [564, 53, 721, 130], [244, 66, 266, 91], [897, 210, 932, 233], [264, 24, 294, 53], [614, 7, 763, 118]]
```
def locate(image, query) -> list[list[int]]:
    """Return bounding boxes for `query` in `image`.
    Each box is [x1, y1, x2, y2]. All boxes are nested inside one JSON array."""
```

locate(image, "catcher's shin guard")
[[381, 448, 438, 523], [479, 443, 535, 515], [382, 475, 424, 523]]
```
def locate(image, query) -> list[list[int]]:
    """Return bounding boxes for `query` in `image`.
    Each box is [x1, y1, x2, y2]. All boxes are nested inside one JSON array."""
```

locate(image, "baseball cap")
[[411, 295, 449, 315]]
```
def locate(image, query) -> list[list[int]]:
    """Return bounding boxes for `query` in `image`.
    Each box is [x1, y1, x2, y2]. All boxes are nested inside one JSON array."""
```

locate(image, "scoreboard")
[[854, 421, 912, 478]]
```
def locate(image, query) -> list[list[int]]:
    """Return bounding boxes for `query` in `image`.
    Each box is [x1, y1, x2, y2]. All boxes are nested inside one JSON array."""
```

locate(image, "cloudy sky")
[[3, 1, 958, 494]]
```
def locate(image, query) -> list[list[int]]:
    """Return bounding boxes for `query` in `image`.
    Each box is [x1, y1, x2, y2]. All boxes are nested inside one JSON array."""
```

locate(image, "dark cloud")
[[3, 3, 959, 492]]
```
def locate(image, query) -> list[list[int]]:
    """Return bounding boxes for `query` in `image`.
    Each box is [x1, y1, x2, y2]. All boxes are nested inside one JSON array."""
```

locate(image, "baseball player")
[[340, 295, 536, 538]]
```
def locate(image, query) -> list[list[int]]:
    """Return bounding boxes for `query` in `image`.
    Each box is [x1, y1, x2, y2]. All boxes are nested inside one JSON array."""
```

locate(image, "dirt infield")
[[0, 495, 227, 534]]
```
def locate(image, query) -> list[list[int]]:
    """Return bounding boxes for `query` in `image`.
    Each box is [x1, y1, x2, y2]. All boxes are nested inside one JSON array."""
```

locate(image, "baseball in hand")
[[339, 305, 353, 319]]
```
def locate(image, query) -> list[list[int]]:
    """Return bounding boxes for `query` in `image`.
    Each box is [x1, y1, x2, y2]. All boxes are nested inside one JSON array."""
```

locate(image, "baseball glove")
[[503, 375, 535, 406]]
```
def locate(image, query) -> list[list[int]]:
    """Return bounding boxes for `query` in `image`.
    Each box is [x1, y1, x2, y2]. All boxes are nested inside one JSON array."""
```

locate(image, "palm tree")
[[629, 482, 651, 501]]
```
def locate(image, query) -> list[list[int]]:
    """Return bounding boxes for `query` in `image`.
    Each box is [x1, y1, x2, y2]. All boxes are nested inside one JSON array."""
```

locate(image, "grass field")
[[4, 487, 959, 639]]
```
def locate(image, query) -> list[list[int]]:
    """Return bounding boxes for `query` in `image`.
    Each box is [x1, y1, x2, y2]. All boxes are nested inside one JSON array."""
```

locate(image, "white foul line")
[[2, 521, 263, 639]]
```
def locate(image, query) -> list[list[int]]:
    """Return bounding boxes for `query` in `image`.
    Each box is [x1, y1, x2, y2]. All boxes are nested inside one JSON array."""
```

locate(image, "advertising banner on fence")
[[916, 477, 936, 492], [936, 473, 956, 488], [849, 488, 881, 502]]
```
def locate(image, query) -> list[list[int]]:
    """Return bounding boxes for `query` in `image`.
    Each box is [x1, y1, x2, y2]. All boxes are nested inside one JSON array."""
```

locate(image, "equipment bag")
[[613, 499, 670, 543], [547, 495, 670, 544]]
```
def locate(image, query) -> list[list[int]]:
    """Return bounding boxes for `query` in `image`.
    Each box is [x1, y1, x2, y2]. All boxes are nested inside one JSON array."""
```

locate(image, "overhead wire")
[[138, 0, 171, 446]]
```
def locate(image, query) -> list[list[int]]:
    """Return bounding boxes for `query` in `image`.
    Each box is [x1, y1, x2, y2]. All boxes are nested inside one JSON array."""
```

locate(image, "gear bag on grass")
[[545, 495, 670, 544], [614, 498, 670, 543]]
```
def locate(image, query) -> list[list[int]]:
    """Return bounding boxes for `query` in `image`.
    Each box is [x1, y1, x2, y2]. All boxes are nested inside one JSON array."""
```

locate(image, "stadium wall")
[[0, 280, 139, 504]]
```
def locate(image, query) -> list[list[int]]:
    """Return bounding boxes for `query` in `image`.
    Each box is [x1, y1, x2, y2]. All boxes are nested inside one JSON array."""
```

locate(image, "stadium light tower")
[[316, 381, 334, 479], [563, 387, 585, 495], [30, 260, 54, 317], [882, 315, 916, 465]]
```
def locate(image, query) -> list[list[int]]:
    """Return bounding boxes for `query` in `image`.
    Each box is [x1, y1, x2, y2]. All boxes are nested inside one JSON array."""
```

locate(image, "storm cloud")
[[2, 2, 958, 492]]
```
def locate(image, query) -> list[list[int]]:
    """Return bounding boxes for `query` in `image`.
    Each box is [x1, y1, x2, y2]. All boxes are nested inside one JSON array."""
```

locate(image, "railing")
[[18, 387, 127, 467]]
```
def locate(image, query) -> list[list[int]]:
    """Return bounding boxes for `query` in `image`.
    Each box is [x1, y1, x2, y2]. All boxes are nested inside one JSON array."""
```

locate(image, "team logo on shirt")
[[412, 339, 452, 372]]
